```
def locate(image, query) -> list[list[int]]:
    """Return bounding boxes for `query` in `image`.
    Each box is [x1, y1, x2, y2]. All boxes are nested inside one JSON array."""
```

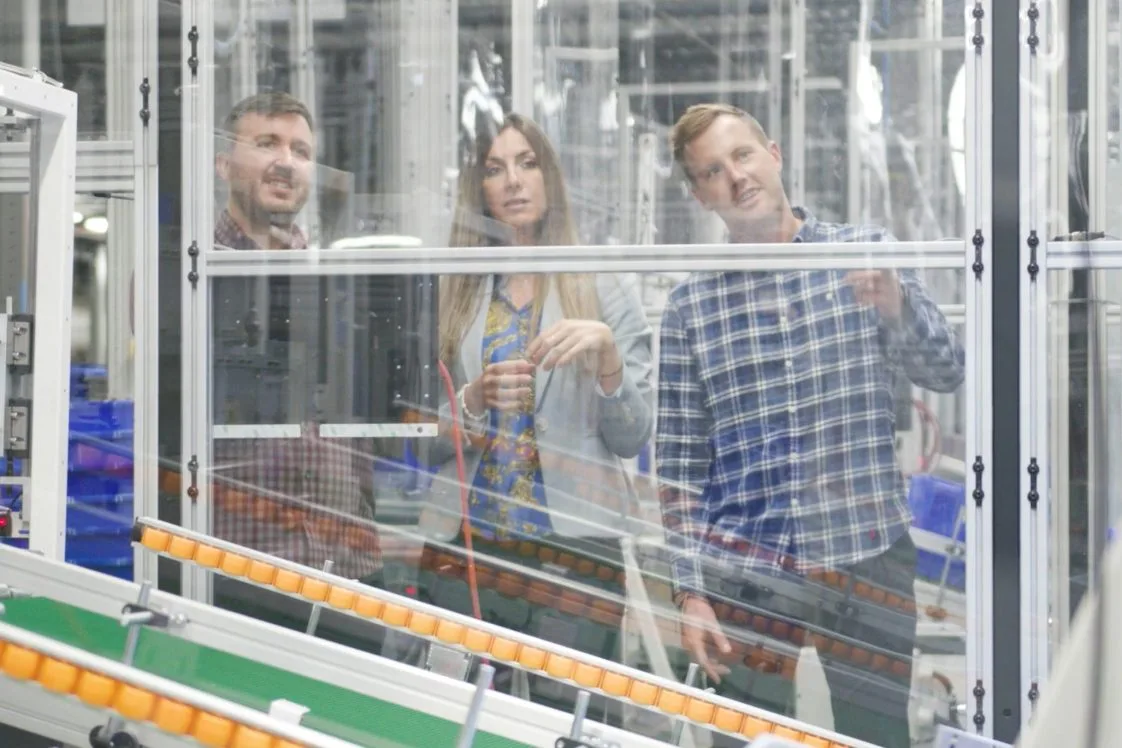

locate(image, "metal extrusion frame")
[[133, 0, 161, 589], [963, 0, 995, 737], [0, 65, 78, 562], [1019, 0, 1050, 719], [181, 0, 218, 604]]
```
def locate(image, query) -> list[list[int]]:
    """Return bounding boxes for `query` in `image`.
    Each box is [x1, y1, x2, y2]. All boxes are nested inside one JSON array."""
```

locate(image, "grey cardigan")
[[419, 273, 655, 541]]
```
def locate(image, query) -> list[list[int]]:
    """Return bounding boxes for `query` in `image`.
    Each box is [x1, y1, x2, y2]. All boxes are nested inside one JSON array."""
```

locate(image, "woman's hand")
[[527, 319, 621, 375], [465, 359, 536, 413]]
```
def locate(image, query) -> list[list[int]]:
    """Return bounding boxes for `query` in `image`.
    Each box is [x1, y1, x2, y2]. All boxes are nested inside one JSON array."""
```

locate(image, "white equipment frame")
[[0, 63, 78, 562]]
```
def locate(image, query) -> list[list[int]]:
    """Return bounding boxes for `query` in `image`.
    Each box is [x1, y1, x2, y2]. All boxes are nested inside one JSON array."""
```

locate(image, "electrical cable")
[[435, 360, 484, 626]]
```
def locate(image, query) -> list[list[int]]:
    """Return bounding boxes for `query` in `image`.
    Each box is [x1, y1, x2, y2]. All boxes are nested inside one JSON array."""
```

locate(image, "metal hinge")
[[1028, 681, 1040, 705], [1027, 458, 1039, 509], [1027, 3, 1040, 53], [972, 456, 985, 507], [972, 3, 985, 53], [139, 78, 151, 127], [972, 230, 985, 278], [188, 26, 200, 78], [187, 241, 200, 289], [186, 455, 199, 501], [1027, 231, 1039, 280], [973, 679, 986, 731]]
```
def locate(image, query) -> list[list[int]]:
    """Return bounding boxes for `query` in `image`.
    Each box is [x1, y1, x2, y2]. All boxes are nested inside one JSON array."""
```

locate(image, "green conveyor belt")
[[1, 597, 531, 748]]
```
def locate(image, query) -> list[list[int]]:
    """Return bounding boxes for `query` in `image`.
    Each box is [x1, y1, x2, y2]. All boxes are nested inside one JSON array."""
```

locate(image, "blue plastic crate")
[[908, 474, 966, 589]]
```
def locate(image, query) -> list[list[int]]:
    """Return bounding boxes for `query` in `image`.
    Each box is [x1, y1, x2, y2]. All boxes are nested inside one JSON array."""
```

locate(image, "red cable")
[[436, 360, 483, 623]]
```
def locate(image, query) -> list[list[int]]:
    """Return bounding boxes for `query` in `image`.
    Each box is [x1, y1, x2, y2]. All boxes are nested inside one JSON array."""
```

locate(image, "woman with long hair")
[[410, 113, 654, 703]]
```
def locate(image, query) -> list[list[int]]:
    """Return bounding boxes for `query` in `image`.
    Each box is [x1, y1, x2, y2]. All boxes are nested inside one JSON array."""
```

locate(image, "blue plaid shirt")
[[656, 208, 965, 598]]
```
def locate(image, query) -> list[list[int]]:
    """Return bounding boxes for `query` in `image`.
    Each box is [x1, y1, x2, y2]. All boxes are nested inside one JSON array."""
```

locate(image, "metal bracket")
[[1027, 458, 1039, 509], [6, 398, 31, 459], [971, 679, 986, 731], [7, 314, 34, 374], [187, 241, 200, 289], [972, 230, 985, 278], [972, 3, 985, 53], [186, 455, 199, 501], [139, 78, 151, 127], [1026, 231, 1039, 280], [187, 27, 200, 78], [971, 456, 985, 507], [1027, 3, 1040, 54]]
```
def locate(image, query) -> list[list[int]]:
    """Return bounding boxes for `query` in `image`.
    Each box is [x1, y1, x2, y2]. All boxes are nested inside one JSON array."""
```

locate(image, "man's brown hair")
[[221, 91, 315, 145], [669, 103, 769, 181]]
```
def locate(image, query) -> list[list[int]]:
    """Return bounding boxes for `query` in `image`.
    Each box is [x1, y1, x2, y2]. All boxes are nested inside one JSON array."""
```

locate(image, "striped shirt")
[[656, 208, 965, 597]]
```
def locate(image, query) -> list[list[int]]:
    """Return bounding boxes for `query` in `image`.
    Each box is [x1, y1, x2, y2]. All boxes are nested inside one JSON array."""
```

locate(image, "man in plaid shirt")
[[210, 92, 383, 651], [657, 103, 964, 747]]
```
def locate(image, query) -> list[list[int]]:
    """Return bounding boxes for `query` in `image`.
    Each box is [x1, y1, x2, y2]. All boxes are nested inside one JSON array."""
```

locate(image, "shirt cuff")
[[595, 377, 624, 399], [670, 555, 707, 601]]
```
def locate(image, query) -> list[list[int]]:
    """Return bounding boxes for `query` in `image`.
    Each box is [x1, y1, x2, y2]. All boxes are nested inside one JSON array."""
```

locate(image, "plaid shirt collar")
[[214, 209, 307, 250]]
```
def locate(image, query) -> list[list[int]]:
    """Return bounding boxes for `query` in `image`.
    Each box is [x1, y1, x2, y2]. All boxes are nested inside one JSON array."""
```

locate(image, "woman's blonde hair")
[[440, 113, 599, 364]]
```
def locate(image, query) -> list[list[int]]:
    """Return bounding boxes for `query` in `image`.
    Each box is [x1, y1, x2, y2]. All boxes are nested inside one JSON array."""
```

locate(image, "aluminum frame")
[[1019, 0, 1052, 720], [963, 0, 995, 736], [0, 65, 78, 561], [0, 140, 134, 195], [132, 0, 161, 589]]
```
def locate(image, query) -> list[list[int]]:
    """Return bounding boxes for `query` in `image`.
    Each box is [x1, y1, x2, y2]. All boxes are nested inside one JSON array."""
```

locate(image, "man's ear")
[[215, 151, 230, 183], [768, 140, 783, 171]]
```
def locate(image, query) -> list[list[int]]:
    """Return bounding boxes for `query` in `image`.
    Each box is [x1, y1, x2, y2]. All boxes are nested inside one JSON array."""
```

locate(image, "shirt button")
[[785, 359, 793, 369], [791, 498, 801, 507]]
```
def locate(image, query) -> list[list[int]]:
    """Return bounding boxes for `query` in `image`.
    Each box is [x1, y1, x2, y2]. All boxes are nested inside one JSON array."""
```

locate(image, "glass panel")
[[0, 1, 139, 141], [1047, 272, 1122, 649]]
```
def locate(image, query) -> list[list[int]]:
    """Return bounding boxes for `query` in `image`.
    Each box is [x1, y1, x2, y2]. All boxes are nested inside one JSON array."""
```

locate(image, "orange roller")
[[575, 559, 596, 576], [381, 603, 410, 628], [114, 685, 157, 721], [802, 737, 830, 748], [463, 629, 491, 653], [75, 671, 116, 707], [573, 664, 602, 689], [601, 672, 630, 697], [300, 578, 329, 602], [518, 646, 547, 671], [141, 528, 171, 552], [629, 681, 658, 706], [595, 565, 615, 582], [713, 708, 743, 733], [740, 716, 771, 739], [250, 497, 276, 521], [496, 573, 523, 597], [773, 726, 801, 741], [656, 690, 686, 714], [2, 646, 41, 680], [247, 561, 277, 585], [518, 541, 537, 557], [537, 546, 557, 564], [327, 587, 356, 610], [544, 654, 575, 680], [168, 537, 197, 560], [436, 621, 466, 645], [230, 726, 274, 748], [489, 638, 519, 661], [159, 471, 181, 494], [37, 658, 79, 694], [193, 712, 235, 747], [556, 553, 577, 569], [195, 545, 224, 569], [525, 582, 553, 607], [354, 596, 384, 619], [274, 570, 303, 593], [869, 588, 887, 604], [558, 592, 586, 617], [684, 698, 715, 724], [153, 699, 194, 734], [275, 742, 303, 748], [222, 490, 251, 514], [409, 613, 437, 637], [220, 553, 250, 577]]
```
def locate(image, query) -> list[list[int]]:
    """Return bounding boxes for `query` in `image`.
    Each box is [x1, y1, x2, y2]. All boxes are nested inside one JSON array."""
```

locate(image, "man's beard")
[[231, 183, 304, 230]]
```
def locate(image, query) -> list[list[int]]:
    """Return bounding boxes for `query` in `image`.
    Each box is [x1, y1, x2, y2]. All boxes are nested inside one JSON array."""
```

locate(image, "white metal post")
[[511, 0, 534, 116], [788, 0, 806, 206], [1020, 0, 1051, 716], [0, 67, 78, 560], [181, 0, 215, 603], [133, 0, 160, 588], [964, 0, 995, 737]]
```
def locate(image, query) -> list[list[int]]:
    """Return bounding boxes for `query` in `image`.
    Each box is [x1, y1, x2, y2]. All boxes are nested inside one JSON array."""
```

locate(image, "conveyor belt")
[[130, 517, 877, 748]]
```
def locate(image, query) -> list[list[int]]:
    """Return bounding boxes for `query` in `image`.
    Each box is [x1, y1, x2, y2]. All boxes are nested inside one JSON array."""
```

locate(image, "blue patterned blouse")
[[468, 283, 553, 539]]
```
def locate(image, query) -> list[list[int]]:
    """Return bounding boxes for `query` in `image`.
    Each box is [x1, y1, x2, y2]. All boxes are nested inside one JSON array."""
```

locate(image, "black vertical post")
[[991, 1, 1022, 742]]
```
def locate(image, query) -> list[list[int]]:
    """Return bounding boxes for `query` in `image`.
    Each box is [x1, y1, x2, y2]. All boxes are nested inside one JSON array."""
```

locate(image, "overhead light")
[[83, 216, 109, 235], [73, 211, 84, 225]]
